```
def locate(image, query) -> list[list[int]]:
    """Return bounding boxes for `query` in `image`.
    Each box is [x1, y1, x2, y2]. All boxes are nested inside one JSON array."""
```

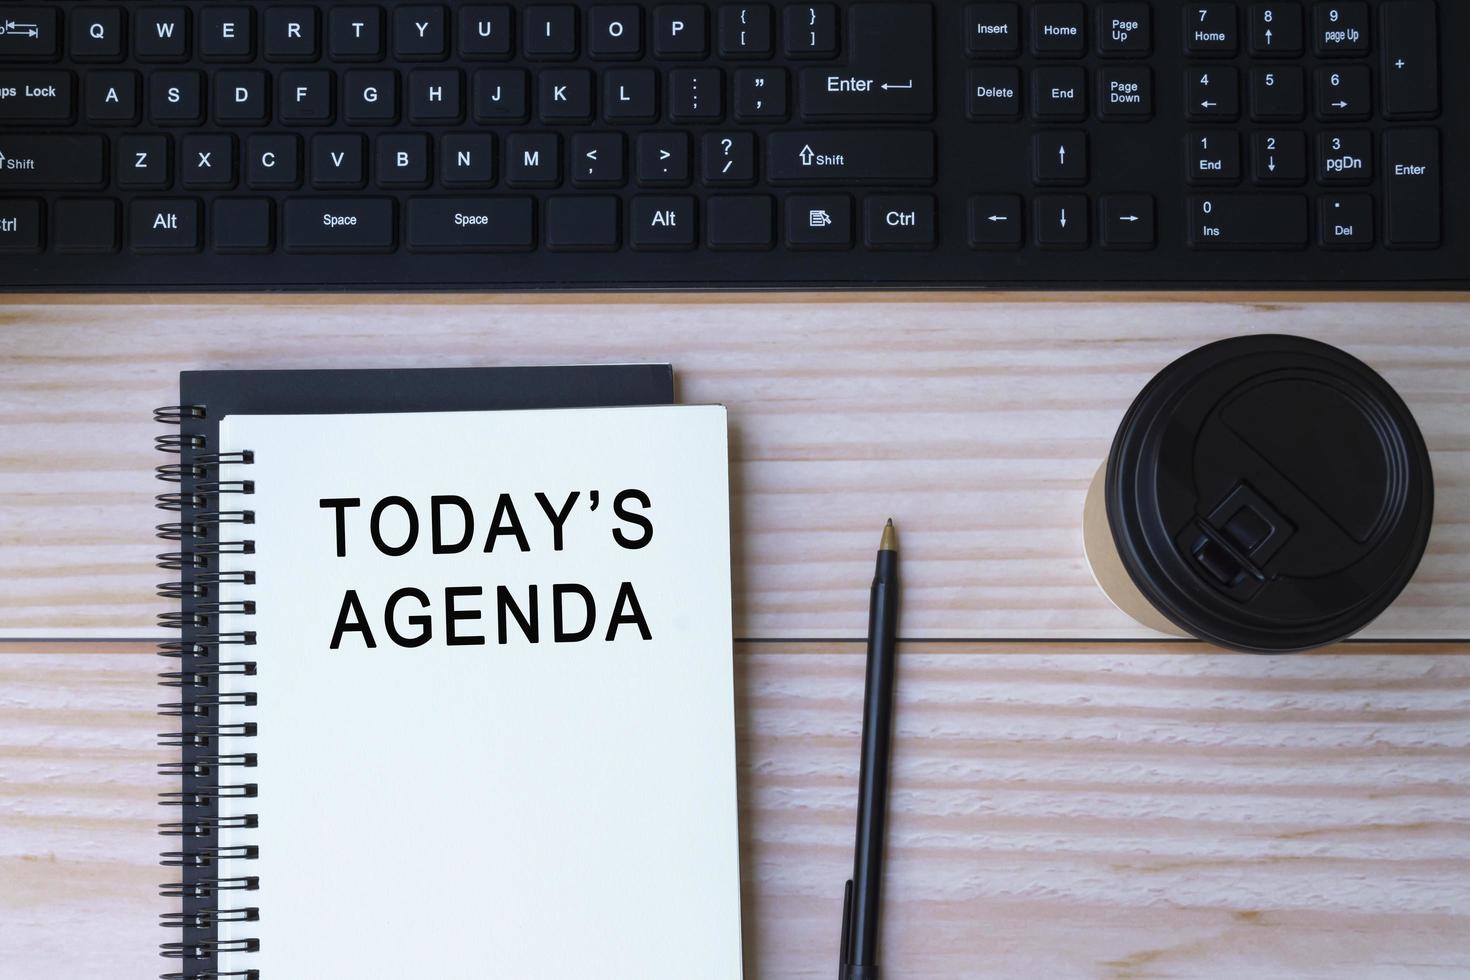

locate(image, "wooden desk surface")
[[1, 296, 1466, 977]]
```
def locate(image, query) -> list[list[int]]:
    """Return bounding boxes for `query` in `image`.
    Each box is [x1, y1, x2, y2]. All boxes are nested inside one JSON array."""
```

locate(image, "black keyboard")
[[1, 1, 1464, 290]]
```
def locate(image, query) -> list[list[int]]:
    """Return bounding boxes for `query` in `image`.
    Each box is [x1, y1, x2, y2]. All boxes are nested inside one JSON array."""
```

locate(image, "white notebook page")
[[212, 406, 742, 978]]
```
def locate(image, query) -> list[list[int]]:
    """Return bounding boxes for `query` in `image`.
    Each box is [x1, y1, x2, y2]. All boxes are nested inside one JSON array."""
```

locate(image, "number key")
[[1250, 66, 1304, 120], [1251, 131, 1306, 184], [1185, 4, 1238, 55], [1248, 3, 1303, 56], [1313, 2, 1368, 56], [1188, 131, 1240, 183], [1315, 65, 1369, 120], [1186, 67, 1239, 119], [1317, 130, 1371, 184]]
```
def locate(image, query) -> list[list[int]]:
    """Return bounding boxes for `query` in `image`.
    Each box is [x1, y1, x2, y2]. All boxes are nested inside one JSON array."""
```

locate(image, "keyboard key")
[[1314, 2, 1368, 55], [72, 8, 126, 62], [1251, 131, 1307, 184], [734, 68, 787, 120], [86, 70, 140, 124], [377, 133, 430, 187], [1317, 130, 1371, 183], [0, 134, 106, 189], [506, 133, 560, 186], [799, 4, 934, 120], [1188, 131, 1241, 183], [217, 70, 270, 125], [571, 133, 625, 187], [459, 6, 512, 59], [281, 70, 335, 125], [408, 68, 461, 123], [407, 196, 533, 250], [637, 132, 690, 184], [706, 195, 774, 250], [702, 132, 756, 185], [1186, 66, 1239, 119], [655, 6, 708, 58], [1315, 66, 1370, 120], [719, 6, 773, 59], [1187, 194, 1308, 248], [246, 134, 301, 188], [865, 195, 936, 249], [784, 4, 838, 58], [1032, 4, 1086, 57], [630, 195, 696, 249], [55, 198, 118, 253], [0, 71, 72, 122], [1384, 128, 1439, 246], [130, 198, 200, 252], [1034, 195, 1088, 248], [200, 8, 256, 62], [118, 134, 171, 188], [1249, 3, 1304, 56], [313, 133, 368, 188], [669, 68, 723, 122], [135, 8, 190, 62], [786, 194, 852, 248], [285, 197, 395, 252], [213, 198, 273, 253], [1097, 67, 1152, 118], [1097, 4, 1151, 56], [1186, 3, 1238, 54], [967, 4, 1021, 56], [182, 133, 237, 189], [1381, 2, 1438, 119], [1033, 67, 1086, 120], [0, 199, 42, 253], [1318, 194, 1373, 248], [546, 195, 620, 249], [590, 7, 643, 59], [0, 7, 60, 62], [474, 69, 529, 123], [767, 131, 935, 184], [264, 7, 319, 62], [344, 70, 398, 125], [968, 194, 1023, 249], [394, 6, 448, 60], [149, 71, 204, 125], [1033, 131, 1087, 185], [330, 7, 384, 61], [539, 68, 593, 123], [1250, 66, 1304, 120], [967, 67, 1021, 120], [1100, 194, 1155, 248]]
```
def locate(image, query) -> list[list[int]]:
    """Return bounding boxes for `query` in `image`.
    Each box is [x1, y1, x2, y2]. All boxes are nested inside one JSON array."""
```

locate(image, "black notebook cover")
[[155, 364, 673, 977]]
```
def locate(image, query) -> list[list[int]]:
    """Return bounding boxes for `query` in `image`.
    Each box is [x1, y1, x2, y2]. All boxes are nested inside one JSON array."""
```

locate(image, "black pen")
[[839, 519, 899, 980]]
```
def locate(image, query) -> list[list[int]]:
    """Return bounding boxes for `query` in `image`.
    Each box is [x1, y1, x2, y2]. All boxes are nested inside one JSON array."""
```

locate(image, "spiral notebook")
[[157, 367, 744, 979]]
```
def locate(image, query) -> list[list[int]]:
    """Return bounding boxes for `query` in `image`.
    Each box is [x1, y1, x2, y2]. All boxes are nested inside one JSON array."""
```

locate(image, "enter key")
[[799, 4, 934, 120]]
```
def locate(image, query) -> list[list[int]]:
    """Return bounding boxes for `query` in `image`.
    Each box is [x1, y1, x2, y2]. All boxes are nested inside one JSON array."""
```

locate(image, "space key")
[[284, 198, 395, 252], [1187, 195, 1308, 249], [767, 131, 935, 184]]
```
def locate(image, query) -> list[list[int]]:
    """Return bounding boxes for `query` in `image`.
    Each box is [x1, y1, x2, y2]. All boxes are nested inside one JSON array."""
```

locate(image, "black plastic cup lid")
[[1105, 335, 1434, 654]]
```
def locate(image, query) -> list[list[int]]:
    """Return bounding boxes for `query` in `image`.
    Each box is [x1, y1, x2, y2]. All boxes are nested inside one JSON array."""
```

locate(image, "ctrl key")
[[0, 199, 43, 253], [865, 196, 935, 250]]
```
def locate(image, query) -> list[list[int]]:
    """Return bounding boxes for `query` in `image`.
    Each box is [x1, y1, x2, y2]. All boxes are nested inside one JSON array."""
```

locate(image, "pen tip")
[[879, 519, 897, 552]]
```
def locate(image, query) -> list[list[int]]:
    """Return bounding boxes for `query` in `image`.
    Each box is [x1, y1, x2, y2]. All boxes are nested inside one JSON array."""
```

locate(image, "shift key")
[[768, 131, 934, 184], [0, 135, 105, 188], [285, 198, 395, 252]]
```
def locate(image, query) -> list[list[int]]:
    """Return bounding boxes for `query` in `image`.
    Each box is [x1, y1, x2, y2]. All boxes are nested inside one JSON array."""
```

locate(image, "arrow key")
[[968, 195, 1022, 250], [1250, 131, 1306, 185], [1035, 195, 1089, 249], [1315, 65, 1370, 120], [1186, 66, 1239, 120], [1101, 194, 1154, 249], [1033, 131, 1087, 185]]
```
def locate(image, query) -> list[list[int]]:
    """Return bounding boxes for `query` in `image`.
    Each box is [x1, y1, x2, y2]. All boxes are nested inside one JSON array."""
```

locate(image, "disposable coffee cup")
[[1083, 335, 1434, 654]]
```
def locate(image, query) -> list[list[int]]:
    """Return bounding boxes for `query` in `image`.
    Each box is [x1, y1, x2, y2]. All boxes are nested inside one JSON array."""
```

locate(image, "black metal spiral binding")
[[155, 405, 259, 980]]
